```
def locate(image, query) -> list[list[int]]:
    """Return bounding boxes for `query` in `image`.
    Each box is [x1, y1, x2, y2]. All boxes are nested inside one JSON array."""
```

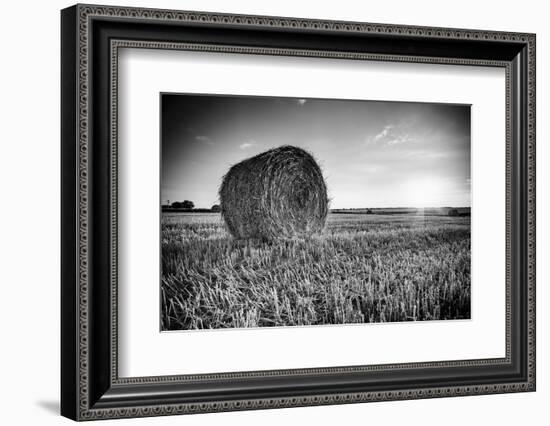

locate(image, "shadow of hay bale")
[[220, 145, 329, 241]]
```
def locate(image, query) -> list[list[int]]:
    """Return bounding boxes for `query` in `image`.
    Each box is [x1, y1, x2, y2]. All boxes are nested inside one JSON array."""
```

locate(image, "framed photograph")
[[61, 4, 536, 421]]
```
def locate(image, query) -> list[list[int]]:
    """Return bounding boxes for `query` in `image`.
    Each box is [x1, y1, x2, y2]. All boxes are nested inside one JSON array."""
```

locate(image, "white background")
[[0, 0, 547, 425], [119, 50, 506, 377]]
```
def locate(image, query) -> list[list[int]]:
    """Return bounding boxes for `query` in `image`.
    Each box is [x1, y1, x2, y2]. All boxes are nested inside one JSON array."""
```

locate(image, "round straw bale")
[[219, 145, 328, 240]]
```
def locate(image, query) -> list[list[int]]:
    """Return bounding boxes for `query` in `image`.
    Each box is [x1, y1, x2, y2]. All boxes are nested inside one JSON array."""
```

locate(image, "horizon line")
[[161, 205, 472, 210]]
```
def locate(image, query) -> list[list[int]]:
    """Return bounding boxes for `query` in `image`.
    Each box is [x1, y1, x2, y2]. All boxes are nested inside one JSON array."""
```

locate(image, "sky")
[[161, 94, 471, 209]]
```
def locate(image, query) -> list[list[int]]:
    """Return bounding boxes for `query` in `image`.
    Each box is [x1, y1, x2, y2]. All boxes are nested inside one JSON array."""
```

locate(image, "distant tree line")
[[330, 207, 471, 217], [162, 200, 221, 213], [170, 200, 194, 210]]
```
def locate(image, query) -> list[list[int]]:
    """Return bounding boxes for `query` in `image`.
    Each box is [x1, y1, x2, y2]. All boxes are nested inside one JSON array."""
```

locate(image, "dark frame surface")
[[61, 4, 536, 421]]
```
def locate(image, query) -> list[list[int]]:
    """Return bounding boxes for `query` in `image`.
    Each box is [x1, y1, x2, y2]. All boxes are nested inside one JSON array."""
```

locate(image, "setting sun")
[[402, 178, 447, 207]]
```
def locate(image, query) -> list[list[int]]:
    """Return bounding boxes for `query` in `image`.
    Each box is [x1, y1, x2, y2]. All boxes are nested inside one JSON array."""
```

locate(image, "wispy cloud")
[[195, 135, 214, 145], [368, 124, 413, 146], [386, 134, 412, 146], [239, 141, 256, 150], [373, 125, 393, 142], [404, 150, 449, 160]]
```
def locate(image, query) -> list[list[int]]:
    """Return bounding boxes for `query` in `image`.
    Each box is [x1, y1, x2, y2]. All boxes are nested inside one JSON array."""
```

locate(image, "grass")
[[161, 212, 470, 330]]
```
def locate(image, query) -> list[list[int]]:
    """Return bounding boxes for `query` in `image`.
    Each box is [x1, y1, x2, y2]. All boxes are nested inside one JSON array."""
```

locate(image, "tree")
[[181, 200, 194, 210], [211, 204, 221, 212], [171, 200, 194, 210]]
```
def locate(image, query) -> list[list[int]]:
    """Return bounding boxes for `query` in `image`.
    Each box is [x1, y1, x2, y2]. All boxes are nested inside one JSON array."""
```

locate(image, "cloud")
[[239, 141, 256, 150], [195, 135, 214, 145], [373, 125, 393, 142], [368, 124, 413, 146], [404, 150, 449, 160], [386, 134, 412, 146]]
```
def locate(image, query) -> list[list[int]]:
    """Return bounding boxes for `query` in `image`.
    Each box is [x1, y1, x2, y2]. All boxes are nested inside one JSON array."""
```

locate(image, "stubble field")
[[161, 212, 470, 331]]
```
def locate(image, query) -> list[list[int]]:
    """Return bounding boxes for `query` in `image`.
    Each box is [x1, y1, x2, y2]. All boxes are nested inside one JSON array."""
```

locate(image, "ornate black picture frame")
[[61, 4, 536, 421]]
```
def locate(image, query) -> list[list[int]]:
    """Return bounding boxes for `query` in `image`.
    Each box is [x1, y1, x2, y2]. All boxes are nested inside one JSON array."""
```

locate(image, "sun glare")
[[404, 178, 445, 208]]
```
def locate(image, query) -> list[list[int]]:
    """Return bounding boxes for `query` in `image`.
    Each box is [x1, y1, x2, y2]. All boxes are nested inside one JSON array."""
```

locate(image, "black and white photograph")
[[160, 93, 471, 331], [55, 3, 537, 421]]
